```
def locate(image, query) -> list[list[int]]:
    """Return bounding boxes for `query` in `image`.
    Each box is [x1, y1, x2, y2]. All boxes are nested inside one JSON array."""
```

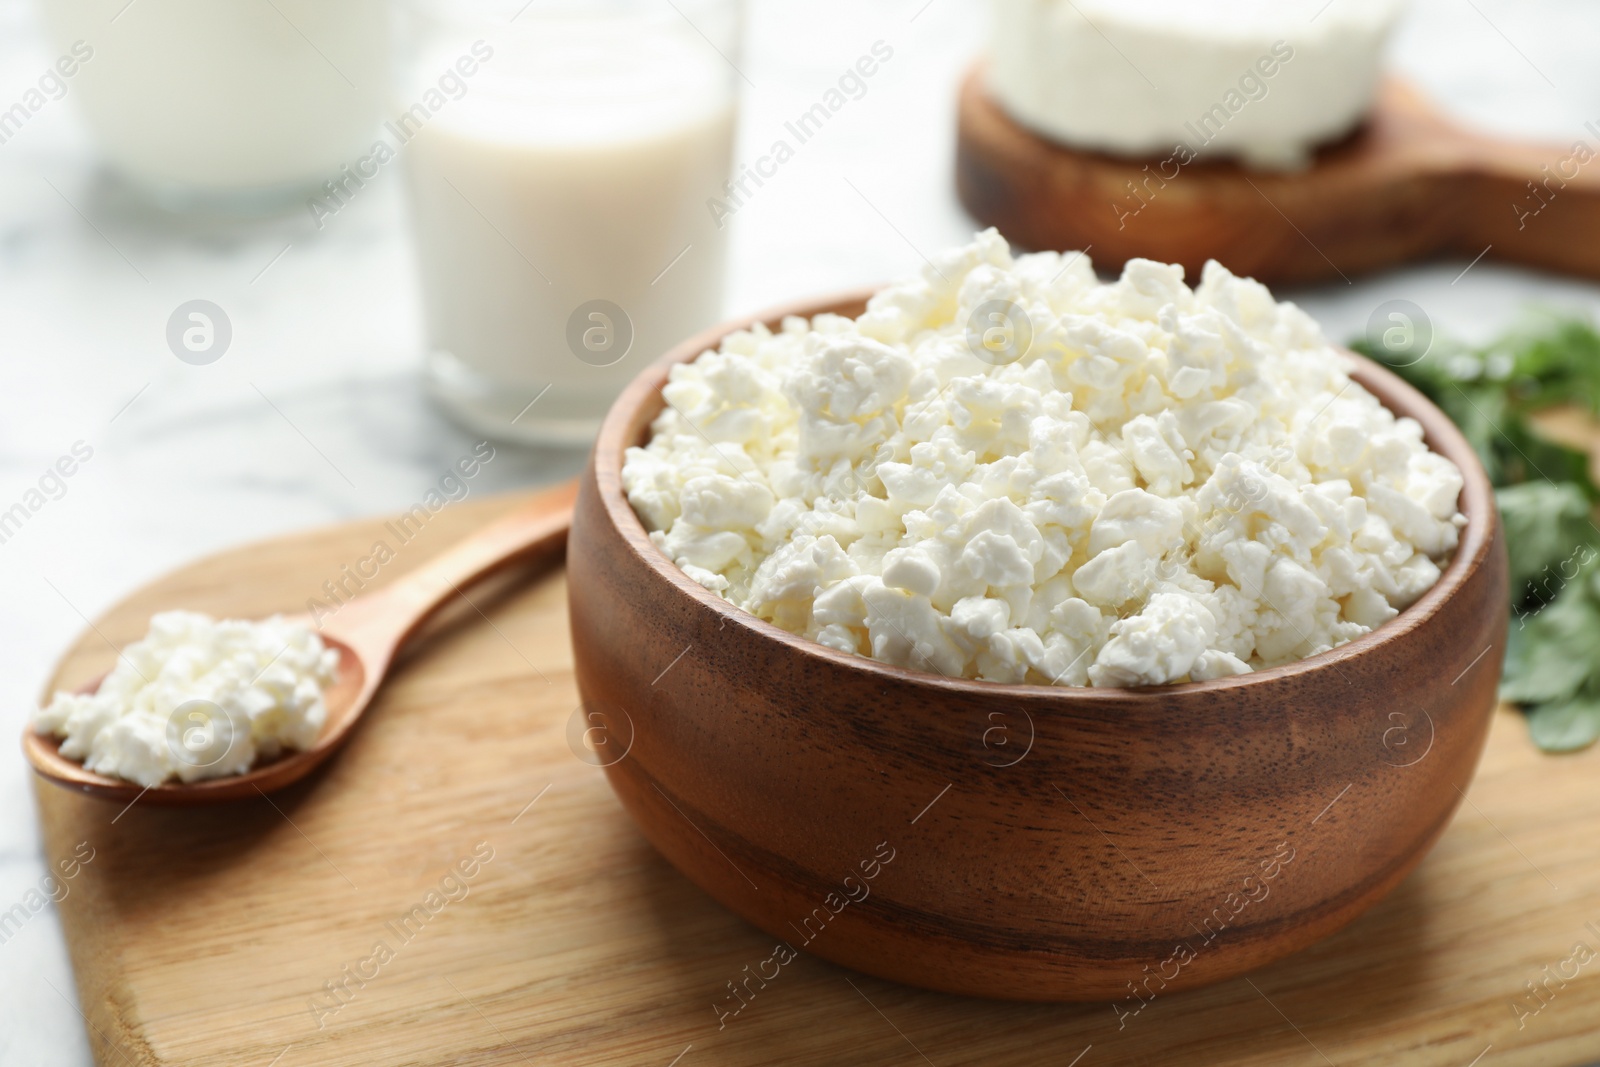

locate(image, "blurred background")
[[1, 0, 1598, 1059]]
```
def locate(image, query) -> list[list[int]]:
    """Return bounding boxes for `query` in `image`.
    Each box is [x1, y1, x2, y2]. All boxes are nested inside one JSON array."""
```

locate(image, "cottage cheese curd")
[[988, 0, 1406, 167], [623, 230, 1465, 688], [34, 611, 338, 786]]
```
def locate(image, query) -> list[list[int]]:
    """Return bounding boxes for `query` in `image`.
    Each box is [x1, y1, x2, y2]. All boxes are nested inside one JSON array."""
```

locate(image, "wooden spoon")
[[23, 479, 577, 805], [957, 64, 1600, 286]]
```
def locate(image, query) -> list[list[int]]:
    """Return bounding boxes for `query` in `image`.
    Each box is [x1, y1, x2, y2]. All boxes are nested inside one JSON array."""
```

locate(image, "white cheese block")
[[988, 0, 1407, 168]]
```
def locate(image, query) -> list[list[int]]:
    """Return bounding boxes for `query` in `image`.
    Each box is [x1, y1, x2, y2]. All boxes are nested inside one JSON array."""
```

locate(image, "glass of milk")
[[398, 0, 741, 445], [35, 0, 389, 210]]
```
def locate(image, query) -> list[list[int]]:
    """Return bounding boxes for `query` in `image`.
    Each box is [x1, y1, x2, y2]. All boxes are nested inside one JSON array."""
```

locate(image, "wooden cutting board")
[[32, 491, 1600, 1066], [956, 65, 1600, 287]]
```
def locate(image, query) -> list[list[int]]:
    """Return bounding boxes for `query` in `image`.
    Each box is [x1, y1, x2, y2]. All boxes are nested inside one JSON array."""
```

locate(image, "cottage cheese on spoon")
[[34, 611, 338, 787], [623, 230, 1465, 688]]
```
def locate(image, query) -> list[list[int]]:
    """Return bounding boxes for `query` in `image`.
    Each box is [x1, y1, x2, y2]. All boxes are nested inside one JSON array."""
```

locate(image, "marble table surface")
[[3, 0, 1600, 1061]]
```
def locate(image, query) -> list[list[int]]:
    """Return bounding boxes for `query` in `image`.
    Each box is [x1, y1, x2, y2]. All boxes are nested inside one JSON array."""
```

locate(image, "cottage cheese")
[[988, 0, 1405, 167], [34, 611, 338, 786], [623, 229, 1465, 688]]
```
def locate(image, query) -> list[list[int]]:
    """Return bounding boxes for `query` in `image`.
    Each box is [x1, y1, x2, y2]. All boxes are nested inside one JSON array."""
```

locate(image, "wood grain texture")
[[26, 486, 1600, 1065], [956, 64, 1600, 286], [570, 294, 1507, 1002]]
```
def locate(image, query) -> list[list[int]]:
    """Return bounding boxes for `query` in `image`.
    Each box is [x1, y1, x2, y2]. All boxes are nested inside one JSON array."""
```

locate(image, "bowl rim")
[[589, 285, 1498, 703]]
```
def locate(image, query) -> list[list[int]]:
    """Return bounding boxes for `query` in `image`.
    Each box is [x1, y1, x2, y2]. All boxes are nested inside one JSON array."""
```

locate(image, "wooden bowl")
[[567, 292, 1508, 1002], [957, 62, 1600, 286]]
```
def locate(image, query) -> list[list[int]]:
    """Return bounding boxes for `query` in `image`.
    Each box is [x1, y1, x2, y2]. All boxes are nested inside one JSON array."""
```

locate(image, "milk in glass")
[[401, 2, 739, 444]]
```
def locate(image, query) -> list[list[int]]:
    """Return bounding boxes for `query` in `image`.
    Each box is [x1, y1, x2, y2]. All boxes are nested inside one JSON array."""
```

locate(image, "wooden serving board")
[[956, 64, 1600, 287], [33, 491, 1600, 1066]]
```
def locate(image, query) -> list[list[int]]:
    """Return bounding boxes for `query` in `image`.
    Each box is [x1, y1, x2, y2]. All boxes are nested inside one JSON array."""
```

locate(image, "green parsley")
[[1354, 312, 1600, 753]]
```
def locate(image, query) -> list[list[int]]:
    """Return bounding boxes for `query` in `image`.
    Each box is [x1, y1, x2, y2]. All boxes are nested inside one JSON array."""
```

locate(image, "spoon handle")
[[325, 479, 578, 664]]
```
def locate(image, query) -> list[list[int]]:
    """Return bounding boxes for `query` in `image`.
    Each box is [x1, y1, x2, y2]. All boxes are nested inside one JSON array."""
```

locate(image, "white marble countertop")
[[3, 0, 1599, 1061]]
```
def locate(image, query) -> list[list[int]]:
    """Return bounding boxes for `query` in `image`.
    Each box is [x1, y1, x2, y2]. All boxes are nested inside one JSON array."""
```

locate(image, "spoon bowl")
[[23, 632, 369, 805], [24, 480, 576, 805]]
